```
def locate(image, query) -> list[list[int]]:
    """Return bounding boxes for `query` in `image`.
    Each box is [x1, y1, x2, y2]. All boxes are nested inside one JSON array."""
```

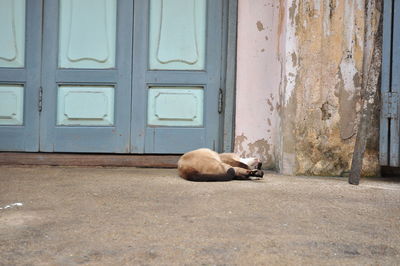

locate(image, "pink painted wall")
[[235, 0, 285, 169]]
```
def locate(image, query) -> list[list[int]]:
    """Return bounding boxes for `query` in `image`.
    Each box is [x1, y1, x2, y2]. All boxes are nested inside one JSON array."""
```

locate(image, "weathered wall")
[[280, 0, 380, 176], [236, 0, 380, 175], [235, 0, 284, 169]]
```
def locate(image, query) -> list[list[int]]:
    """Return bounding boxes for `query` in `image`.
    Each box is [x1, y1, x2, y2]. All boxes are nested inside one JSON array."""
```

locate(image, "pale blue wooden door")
[[0, 0, 42, 151], [131, 0, 223, 153], [40, 0, 133, 152], [1, 0, 224, 154]]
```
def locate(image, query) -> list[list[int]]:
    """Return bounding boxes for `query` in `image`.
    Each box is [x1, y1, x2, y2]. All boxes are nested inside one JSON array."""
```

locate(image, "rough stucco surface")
[[235, 0, 283, 169], [283, 0, 380, 176], [236, 0, 380, 176]]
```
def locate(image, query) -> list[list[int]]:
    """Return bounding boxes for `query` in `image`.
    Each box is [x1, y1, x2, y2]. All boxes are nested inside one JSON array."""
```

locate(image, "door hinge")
[[382, 92, 398, 119], [38, 86, 43, 112], [218, 88, 224, 114]]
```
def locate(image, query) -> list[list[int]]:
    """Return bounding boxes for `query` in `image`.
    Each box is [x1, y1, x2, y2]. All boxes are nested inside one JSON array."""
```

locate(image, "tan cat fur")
[[177, 148, 263, 182]]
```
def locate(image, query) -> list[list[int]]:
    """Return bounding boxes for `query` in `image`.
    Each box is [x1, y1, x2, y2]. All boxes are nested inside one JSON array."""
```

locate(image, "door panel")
[[0, 85, 24, 125], [148, 0, 206, 70], [58, 0, 117, 69], [0, 0, 25, 68], [56, 85, 115, 126], [132, 0, 222, 154], [40, 0, 132, 152], [0, 0, 41, 151], [147, 86, 204, 127]]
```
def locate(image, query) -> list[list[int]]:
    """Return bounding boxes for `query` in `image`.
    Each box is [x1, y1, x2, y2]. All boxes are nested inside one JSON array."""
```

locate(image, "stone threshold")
[[0, 152, 179, 168]]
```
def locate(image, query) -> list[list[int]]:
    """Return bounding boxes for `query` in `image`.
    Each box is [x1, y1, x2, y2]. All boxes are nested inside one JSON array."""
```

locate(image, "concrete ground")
[[0, 166, 399, 265]]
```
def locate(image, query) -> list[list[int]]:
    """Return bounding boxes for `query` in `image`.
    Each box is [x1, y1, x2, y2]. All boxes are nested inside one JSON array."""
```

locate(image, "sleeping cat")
[[178, 148, 264, 182]]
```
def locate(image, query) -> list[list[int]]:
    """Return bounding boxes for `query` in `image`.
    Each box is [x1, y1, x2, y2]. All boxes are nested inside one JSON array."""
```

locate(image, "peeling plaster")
[[278, 0, 300, 175], [278, 0, 378, 176], [267, 98, 274, 112], [320, 101, 334, 120], [289, 0, 298, 26], [236, 0, 282, 170], [338, 54, 359, 139], [234, 134, 247, 156], [235, 134, 275, 169], [284, 0, 299, 105], [313, 0, 321, 11], [291, 52, 297, 67], [329, 0, 337, 19], [256, 21, 265, 31], [248, 139, 273, 164], [277, 0, 286, 54], [323, 0, 339, 36], [237, 0, 379, 176]]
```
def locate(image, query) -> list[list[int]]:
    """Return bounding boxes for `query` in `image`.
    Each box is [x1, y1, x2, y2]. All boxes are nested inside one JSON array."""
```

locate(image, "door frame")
[[380, 0, 400, 166], [40, 0, 133, 153], [131, 0, 226, 154], [221, 0, 238, 153]]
